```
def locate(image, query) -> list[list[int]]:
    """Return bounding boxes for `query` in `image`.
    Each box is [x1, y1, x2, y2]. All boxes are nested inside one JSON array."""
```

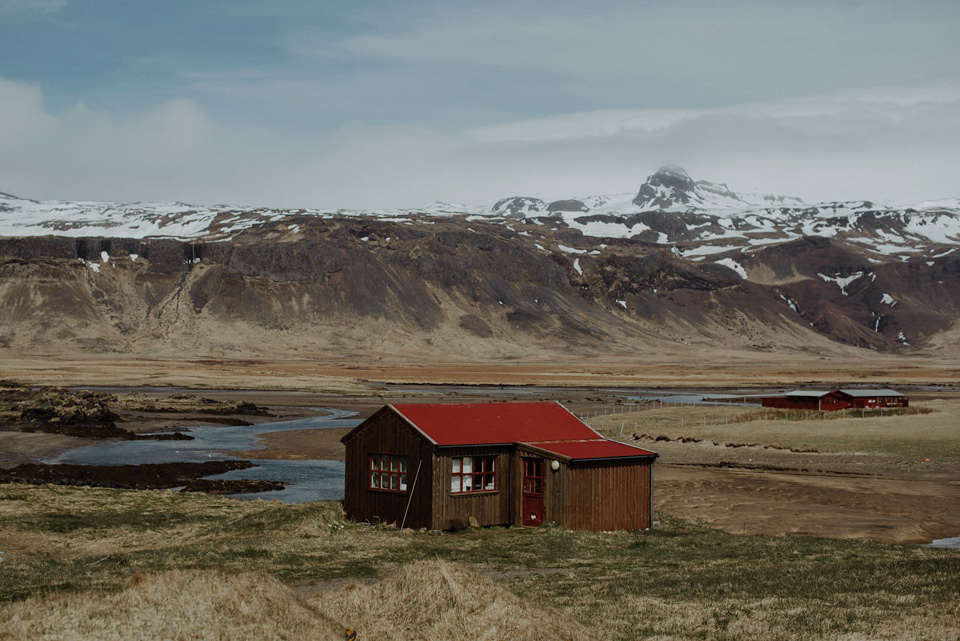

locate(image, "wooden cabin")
[[762, 388, 908, 411], [340, 402, 658, 531]]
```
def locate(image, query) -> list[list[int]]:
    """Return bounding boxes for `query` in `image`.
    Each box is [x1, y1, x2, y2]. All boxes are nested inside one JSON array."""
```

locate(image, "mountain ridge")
[[1, 168, 958, 360], [3, 166, 956, 260]]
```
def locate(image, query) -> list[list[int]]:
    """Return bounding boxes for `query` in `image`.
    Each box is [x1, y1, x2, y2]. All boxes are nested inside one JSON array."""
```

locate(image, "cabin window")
[[451, 456, 496, 493], [369, 454, 408, 492]]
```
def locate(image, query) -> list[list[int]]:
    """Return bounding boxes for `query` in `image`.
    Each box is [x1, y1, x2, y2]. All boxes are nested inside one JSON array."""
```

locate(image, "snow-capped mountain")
[[0, 190, 332, 241], [2, 167, 959, 261], [491, 166, 960, 259], [1, 167, 958, 358], [631, 165, 805, 210]]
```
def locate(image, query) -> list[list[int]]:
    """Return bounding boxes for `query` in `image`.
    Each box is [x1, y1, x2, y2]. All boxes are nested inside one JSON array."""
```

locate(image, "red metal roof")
[[387, 402, 658, 461], [524, 439, 657, 461], [390, 401, 602, 446]]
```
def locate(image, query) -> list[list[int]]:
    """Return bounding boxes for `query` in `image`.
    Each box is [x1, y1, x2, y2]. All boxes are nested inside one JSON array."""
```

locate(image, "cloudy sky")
[[1, 0, 959, 209]]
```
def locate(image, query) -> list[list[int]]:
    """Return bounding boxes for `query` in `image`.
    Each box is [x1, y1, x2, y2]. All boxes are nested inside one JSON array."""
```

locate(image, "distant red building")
[[762, 390, 846, 411], [762, 389, 907, 411], [836, 389, 909, 409]]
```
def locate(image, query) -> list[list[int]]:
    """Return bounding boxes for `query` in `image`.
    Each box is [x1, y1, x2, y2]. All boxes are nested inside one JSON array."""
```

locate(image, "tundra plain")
[[1, 357, 959, 640]]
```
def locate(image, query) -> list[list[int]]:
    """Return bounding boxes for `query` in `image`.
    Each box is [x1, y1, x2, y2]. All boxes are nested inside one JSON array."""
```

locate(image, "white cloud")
[[276, 1, 960, 116], [0, 78, 218, 202], [1, 74, 959, 210], [463, 77, 960, 204], [0, 77, 55, 145]]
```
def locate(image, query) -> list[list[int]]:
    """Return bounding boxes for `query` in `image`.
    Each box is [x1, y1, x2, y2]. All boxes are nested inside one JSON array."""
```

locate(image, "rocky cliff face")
[[2, 166, 958, 361], [1, 211, 956, 360]]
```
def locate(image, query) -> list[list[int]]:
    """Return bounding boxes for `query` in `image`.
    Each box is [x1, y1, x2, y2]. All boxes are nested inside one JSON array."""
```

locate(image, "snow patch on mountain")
[[780, 294, 799, 313], [818, 271, 864, 295], [684, 245, 741, 257], [493, 197, 545, 219], [565, 217, 648, 239], [716, 257, 747, 279]]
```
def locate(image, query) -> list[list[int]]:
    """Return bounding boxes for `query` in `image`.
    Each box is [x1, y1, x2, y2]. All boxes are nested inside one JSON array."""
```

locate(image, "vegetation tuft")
[[1, 484, 958, 640]]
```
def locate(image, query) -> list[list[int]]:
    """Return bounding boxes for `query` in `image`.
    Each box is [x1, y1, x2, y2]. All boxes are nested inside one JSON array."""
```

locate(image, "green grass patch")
[[1, 484, 958, 641], [19, 509, 200, 533]]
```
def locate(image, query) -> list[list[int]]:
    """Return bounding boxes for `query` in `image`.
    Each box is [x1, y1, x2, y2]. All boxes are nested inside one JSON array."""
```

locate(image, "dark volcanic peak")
[[632, 165, 743, 211], [649, 165, 697, 193], [546, 199, 589, 213]]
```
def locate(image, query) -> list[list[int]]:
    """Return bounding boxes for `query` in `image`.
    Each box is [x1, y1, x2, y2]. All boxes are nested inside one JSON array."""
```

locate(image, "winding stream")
[[49, 408, 359, 503]]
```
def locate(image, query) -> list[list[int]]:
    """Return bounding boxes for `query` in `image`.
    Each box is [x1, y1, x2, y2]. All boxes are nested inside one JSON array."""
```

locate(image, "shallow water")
[[392, 385, 766, 407], [624, 393, 762, 407], [49, 408, 359, 503], [927, 535, 960, 549]]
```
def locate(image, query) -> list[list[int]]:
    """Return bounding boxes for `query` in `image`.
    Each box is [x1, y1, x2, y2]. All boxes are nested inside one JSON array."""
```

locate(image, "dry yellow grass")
[[591, 400, 960, 457], [0, 570, 347, 641], [0, 485, 264, 561], [576, 594, 960, 641], [1, 484, 958, 641], [314, 559, 591, 641], [3, 350, 960, 392], [0, 559, 590, 641]]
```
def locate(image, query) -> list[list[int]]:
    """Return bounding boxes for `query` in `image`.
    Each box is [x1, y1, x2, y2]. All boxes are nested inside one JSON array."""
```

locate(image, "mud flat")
[[3, 378, 959, 545], [0, 383, 285, 467], [591, 401, 960, 544], [230, 427, 351, 462], [0, 461, 285, 494]]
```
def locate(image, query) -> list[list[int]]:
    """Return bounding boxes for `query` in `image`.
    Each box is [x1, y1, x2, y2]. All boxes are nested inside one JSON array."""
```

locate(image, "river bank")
[[0, 460, 285, 494], [3, 383, 959, 544]]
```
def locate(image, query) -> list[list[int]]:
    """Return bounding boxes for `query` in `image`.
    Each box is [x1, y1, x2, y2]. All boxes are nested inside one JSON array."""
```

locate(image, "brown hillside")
[[0, 216, 957, 363]]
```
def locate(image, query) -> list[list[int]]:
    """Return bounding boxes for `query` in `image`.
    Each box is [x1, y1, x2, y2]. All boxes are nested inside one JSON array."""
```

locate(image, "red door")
[[522, 458, 544, 526]]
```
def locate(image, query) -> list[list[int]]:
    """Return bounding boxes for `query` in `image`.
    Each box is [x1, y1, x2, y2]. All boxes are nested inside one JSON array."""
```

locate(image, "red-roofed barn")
[[761, 388, 908, 411], [341, 402, 658, 531]]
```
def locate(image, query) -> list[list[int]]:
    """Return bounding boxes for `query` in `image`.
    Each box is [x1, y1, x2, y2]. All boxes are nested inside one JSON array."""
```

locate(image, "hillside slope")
[[1, 168, 958, 361], [1, 213, 957, 361]]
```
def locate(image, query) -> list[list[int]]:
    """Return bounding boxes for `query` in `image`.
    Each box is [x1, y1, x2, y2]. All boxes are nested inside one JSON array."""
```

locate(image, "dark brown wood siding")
[[430, 446, 512, 530], [342, 410, 434, 529], [563, 460, 653, 531]]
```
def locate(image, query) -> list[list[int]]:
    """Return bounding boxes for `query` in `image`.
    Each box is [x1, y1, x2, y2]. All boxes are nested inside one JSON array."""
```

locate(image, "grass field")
[[1, 483, 958, 641], [589, 400, 960, 458]]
